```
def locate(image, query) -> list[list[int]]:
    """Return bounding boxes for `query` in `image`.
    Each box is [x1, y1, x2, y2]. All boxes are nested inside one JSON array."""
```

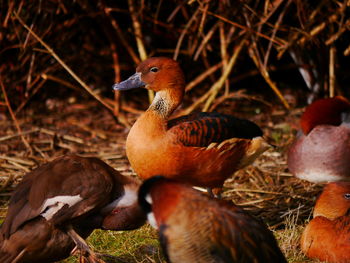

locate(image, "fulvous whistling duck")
[[301, 182, 350, 263], [113, 57, 269, 189], [287, 96, 350, 182], [0, 155, 146, 263], [138, 176, 287, 263]]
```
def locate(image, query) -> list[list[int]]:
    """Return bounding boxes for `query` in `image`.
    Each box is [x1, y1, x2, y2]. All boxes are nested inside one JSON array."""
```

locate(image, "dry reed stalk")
[[128, 0, 147, 60], [202, 38, 246, 112], [202, 8, 285, 46], [167, 3, 182, 22], [14, 12, 114, 112], [193, 22, 219, 61], [67, 119, 108, 140], [185, 62, 222, 92], [14, 78, 46, 115], [105, 8, 140, 64], [176, 53, 242, 116], [344, 44, 350, 56], [173, 7, 200, 60], [0, 156, 35, 166], [219, 22, 229, 95], [197, 0, 209, 36], [39, 128, 85, 144], [0, 129, 40, 143], [249, 46, 290, 110], [329, 46, 336, 98], [26, 53, 35, 92], [41, 74, 80, 91], [299, 15, 339, 45], [263, 0, 292, 68], [174, 87, 211, 116], [7, 161, 31, 173], [3, 0, 14, 28], [111, 44, 121, 116], [0, 76, 32, 153], [208, 90, 272, 112], [127, 0, 154, 103], [100, 7, 122, 117]]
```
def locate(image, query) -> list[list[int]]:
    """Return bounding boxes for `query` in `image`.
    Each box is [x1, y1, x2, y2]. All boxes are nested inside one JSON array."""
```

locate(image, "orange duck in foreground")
[[113, 57, 269, 189], [138, 176, 287, 263], [287, 96, 350, 183], [0, 155, 146, 263], [301, 182, 350, 263]]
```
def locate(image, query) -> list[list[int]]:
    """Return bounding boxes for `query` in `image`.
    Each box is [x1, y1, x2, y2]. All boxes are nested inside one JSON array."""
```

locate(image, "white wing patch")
[[40, 195, 82, 220], [117, 186, 138, 207], [101, 185, 138, 213], [144, 194, 157, 228], [147, 212, 158, 229], [145, 193, 153, 204]]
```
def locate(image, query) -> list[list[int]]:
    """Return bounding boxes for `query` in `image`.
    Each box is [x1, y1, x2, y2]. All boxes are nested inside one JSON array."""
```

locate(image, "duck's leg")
[[67, 226, 105, 263]]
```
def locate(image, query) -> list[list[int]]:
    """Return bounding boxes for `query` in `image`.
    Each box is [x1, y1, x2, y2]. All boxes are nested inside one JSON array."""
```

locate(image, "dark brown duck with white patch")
[[0, 154, 146, 263]]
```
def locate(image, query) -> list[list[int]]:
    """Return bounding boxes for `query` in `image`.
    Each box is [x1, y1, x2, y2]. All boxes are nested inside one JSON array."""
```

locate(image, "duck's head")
[[313, 182, 350, 220], [113, 57, 185, 93], [300, 96, 350, 135], [113, 57, 186, 117], [138, 176, 188, 229]]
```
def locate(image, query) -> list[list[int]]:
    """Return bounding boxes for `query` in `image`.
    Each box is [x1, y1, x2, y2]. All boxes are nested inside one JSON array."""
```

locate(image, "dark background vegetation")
[[1, 0, 349, 116]]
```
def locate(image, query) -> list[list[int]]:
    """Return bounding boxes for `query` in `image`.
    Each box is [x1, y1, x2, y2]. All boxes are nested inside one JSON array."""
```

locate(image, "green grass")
[[61, 224, 165, 263], [60, 219, 322, 263]]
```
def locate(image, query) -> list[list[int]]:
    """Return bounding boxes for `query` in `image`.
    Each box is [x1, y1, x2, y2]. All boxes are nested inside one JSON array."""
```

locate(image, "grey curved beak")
[[112, 72, 145, 91]]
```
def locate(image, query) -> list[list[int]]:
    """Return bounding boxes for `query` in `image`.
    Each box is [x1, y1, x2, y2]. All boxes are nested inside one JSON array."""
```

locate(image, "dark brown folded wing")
[[167, 112, 262, 147]]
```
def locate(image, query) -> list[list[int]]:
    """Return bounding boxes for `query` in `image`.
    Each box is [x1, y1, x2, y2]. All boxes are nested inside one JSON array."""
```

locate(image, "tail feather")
[[0, 237, 25, 263], [0, 249, 24, 263]]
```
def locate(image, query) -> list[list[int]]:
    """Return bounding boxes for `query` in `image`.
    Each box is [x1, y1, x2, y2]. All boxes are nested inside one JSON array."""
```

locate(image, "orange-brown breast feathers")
[[301, 215, 350, 263], [301, 96, 350, 134], [301, 182, 350, 262]]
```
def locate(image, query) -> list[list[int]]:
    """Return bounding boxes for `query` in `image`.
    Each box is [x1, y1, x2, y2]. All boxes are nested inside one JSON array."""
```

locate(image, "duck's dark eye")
[[150, 67, 159, 73], [344, 193, 350, 200]]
